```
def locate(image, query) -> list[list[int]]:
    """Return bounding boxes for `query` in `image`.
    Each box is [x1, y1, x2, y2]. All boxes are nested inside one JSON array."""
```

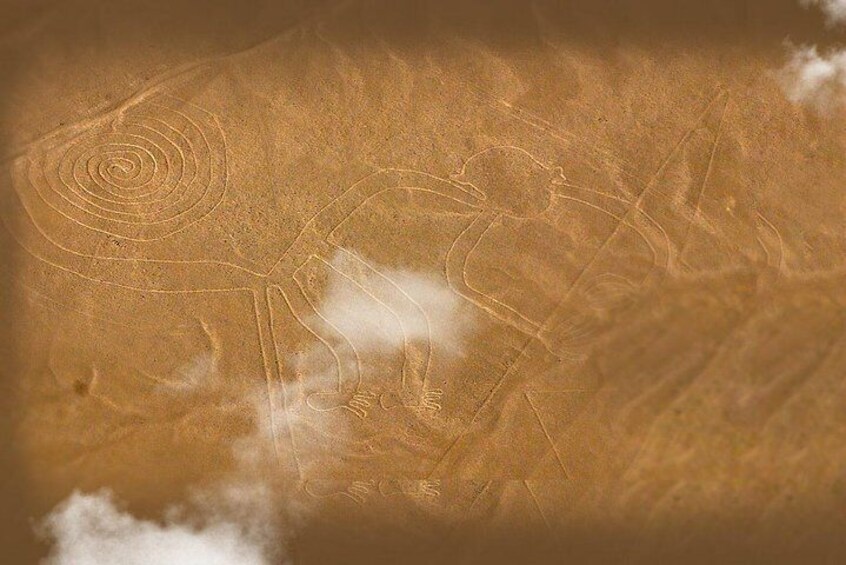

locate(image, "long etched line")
[[525, 392, 570, 480]]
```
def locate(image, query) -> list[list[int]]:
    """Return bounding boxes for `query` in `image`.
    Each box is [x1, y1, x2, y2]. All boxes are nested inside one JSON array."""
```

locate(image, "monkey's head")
[[451, 146, 564, 218]]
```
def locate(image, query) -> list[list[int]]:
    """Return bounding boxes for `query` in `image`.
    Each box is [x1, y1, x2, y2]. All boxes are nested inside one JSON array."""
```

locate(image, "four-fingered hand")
[[306, 389, 378, 419], [343, 390, 378, 419], [412, 479, 441, 501], [418, 389, 443, 413], [345, 480, 377, 504], [378, 387, 444, 414]]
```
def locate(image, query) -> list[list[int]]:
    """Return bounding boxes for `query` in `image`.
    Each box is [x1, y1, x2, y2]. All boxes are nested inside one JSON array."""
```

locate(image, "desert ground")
[[1, 0, 846, 563]]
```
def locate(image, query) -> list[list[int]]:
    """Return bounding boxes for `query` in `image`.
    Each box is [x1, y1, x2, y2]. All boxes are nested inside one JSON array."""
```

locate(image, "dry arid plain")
[[1, 0, 846, 563]]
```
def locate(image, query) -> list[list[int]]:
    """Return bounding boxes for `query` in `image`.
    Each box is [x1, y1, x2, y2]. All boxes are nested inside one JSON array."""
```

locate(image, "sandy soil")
[[1, 1, 845, 563]]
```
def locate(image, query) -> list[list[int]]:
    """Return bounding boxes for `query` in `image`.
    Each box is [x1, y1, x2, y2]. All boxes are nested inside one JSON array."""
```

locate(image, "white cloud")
[[778, 44, 846, 113], [39, 410, 299, 565], [39, 364, 298, 565], [38, 490, 274, 565], [173, 352, 218, 390], [316, 249, 472, 355], [801, 0, 846, 26]]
